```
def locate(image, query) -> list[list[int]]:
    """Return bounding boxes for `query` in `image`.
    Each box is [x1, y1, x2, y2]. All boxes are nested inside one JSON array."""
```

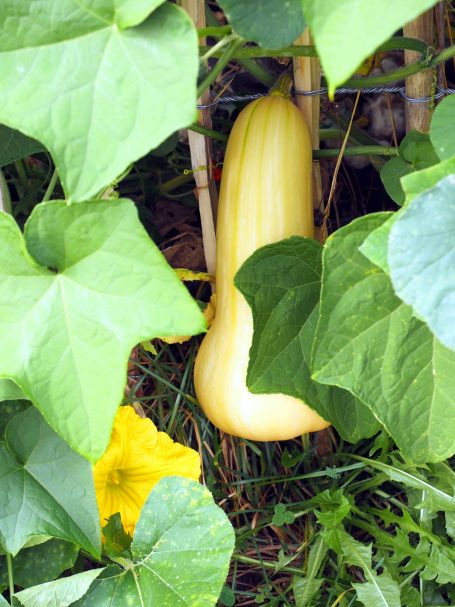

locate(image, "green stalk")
[[197, 37, 243, 98], [41, 168, 59, 202], [0, 170, 13, 214], [189, 123, 228, 142], [197, 25, 232, 38], [6, 553, 14, 605], [232, 554, 303, 576], [314, 146, 398, 159]]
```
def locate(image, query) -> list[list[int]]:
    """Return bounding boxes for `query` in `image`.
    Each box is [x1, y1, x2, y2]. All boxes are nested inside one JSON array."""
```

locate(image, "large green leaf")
[[14, 569, 105, 607], [235, 237, 380, 443], [0, 380, 26, 402], [218, 0, 306, 48], [0, 1, 197, 201], [0, 540, 79, 589], [0, 400, 29, 436], [312, 214, 455, 463], [402, 155, 455, 202], [302, 0, 438, 95], [73, 477, 235, 607], [0, 407, 100, 557], [430, 95, 455, 161], [0, 126, 45, 169], [388, 176, 455, 351], [0, 199, 205, 461]]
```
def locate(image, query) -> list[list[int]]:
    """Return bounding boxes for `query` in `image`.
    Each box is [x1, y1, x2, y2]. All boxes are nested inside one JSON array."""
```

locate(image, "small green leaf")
[[101, 514, 132, 563], [218, 0, 306, 48], [430, 95, 455, 160], [73, 477, 235, 607], [0, 199, 205, 461], [0, 540, 79, 589], [14, 568, 104, 607], [219, 586, 236, 607], [0, 407, 100, 557], [302, 0, 438, 95], [389, 175, 455, 351], [235, 236, 380, 443], [293, 537, 327, 607], [272, 504, 296, 526], [313, 213, 455, 463], [0, 2, 198, 201], [313, 489, 351, 528], [0, 126, 45, 168], [380, 131, 439, 205]]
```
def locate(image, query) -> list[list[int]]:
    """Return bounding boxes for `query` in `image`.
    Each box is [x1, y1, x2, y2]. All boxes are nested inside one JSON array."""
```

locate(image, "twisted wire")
[[197, 86, 455, 108]]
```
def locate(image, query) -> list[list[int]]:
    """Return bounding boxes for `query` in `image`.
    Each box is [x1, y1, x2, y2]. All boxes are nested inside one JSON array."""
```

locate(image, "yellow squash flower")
[[93, 405, 201, 537]]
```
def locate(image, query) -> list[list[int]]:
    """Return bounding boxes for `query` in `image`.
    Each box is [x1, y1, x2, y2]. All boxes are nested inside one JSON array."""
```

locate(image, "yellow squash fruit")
[[194, 90, 330, 440]]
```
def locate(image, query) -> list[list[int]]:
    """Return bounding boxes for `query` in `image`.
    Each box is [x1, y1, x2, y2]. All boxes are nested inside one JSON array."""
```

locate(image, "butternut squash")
[[194, 89, 330, 440]]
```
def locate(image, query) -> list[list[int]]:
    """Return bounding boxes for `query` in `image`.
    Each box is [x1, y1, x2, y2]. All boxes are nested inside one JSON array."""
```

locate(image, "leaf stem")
[[41, 168, 59, 202], [200, 33, 237, 62], [314, 146, 398, 159], [232, 553, 303, 575], [0, 170, 13, 215], [189, 123, 228, 142], [197, 37, 243, 98], [6, 553, 14, 605], [197, 25, 232, 38]]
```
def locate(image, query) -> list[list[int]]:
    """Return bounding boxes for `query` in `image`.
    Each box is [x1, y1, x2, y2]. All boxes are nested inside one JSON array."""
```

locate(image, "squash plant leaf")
[[0, 125, 45, 169], [302, 0, 438, 96], [380, 131, 439, 205], [0, 199, 205, 461], [312, 213, 455, 463], [0, 539, 79, 589], [0, 1, 198, 202], [72, 477, 235, 607], [430, 95, 455, 161], [14, 569, 105, 607], [0, 380, 26, 402], [235, 236, 380, 443], [0, 407, 100, 557], [402, 155, 455, 203], [388, 175, 455, 352], [218, 0, 306, 49]]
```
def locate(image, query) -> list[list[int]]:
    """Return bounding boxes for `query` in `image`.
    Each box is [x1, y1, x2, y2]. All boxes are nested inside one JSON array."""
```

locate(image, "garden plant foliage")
[[0, 0, 454, 605]]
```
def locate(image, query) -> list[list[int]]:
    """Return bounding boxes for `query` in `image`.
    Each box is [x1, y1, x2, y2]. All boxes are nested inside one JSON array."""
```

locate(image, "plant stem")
[[0, 170, 13, 214], [314, 146, 398, 159], [200, 33, 237, 62], [197, 37, 243, 98], [159, 173, 194, 194], [197, 25, 232, 38], [189, 123, 228, 142], [232, 554, 303, 576], [6, 553, 14, 605], [41, 168, 59, 202], [200, 36, 429, 59]]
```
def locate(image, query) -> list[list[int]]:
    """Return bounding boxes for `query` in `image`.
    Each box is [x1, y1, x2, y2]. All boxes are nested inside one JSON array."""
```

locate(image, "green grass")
[[127, 341, 455, 607]]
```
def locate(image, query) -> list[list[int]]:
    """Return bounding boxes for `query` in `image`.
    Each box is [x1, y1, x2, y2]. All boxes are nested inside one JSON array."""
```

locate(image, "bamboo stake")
[[403, 9, 435, 133], [293, 28, 326, 243], [182, 0, 218, 277]]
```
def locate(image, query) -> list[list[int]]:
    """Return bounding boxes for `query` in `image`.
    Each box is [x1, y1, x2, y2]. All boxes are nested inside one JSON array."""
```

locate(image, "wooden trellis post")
[[181, 0, 218, 277]]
